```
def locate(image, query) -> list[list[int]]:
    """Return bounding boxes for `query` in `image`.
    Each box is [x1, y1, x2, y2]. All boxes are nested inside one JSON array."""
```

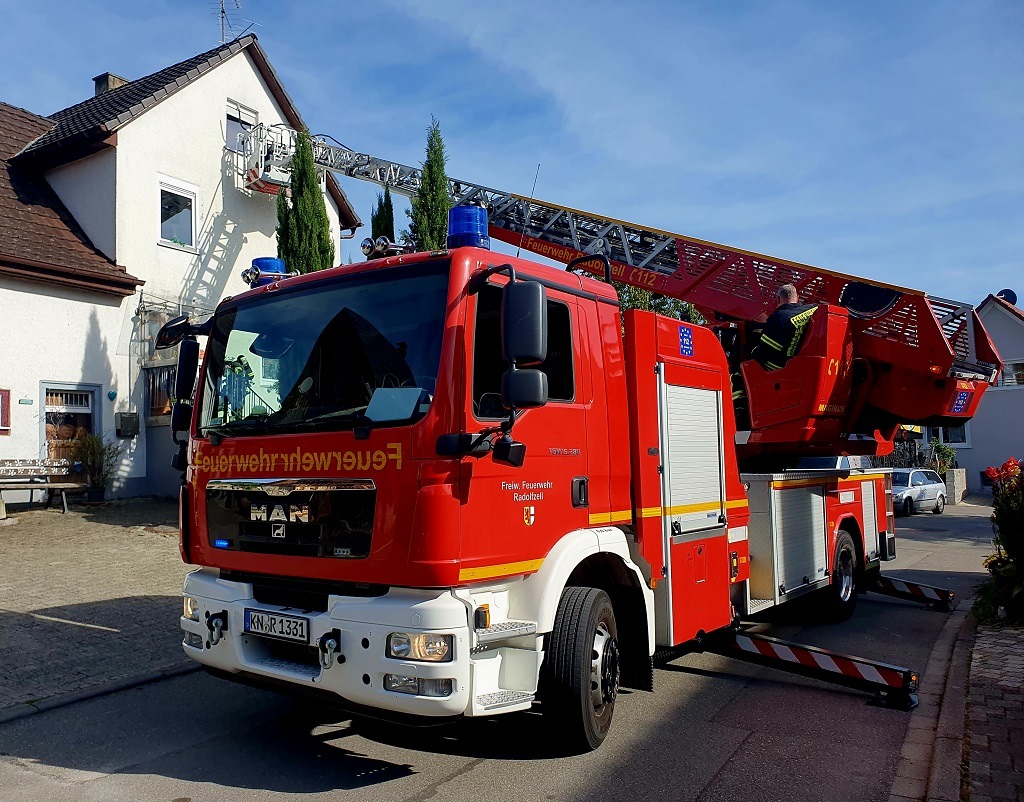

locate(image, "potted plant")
[[73, 432, 122, 502], [984, 456, 1024, 623]]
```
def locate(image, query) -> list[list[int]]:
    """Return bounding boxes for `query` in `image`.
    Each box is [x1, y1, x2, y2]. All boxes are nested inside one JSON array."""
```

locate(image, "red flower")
[[985, 466, 1000, 481]]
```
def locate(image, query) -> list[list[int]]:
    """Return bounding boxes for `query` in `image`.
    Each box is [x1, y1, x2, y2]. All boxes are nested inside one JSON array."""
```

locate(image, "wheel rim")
[[937, 496, 944, 512], [836, 546, 855, 603], [591, 622, 620, 710]]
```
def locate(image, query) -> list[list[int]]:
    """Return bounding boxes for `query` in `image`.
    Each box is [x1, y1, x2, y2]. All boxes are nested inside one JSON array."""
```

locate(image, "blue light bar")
[[214, 539, 230, 549], [447, 204, 490, 250], [241, 256, 287, 288]]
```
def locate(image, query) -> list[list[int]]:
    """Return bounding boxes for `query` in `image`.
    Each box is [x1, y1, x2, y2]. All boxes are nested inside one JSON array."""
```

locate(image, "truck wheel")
[[827, 530, 858, 622], [902, 497, 913, 517], [541, 586, 620, 752], [932, 495, 945, 514]]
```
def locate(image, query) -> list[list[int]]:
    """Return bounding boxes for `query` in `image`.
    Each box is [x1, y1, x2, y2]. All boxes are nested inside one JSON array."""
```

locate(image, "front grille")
[[206, 479, 376, 558], [224, 571, 388, 613]]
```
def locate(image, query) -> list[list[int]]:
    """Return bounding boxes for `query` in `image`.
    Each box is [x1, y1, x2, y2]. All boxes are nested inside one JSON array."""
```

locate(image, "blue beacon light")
[[214, 539, 230, 549], [241, 256, 287, 288], [446, 203, 490, 250]]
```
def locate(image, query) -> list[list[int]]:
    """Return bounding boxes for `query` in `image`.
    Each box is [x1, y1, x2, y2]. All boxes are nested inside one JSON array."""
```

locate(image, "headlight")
[[183, 596, 200, 621], [386, 632, 453, 662]]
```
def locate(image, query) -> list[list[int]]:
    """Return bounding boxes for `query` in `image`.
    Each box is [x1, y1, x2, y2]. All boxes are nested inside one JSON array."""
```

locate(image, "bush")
[[983, 457, 1024, 623], [72, 433, 122, 490]]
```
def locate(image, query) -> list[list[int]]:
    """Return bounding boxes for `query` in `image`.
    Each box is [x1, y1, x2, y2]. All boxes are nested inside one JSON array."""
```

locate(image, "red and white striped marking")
[[873, 575, 953, 604], [733, 633, 911, 690]]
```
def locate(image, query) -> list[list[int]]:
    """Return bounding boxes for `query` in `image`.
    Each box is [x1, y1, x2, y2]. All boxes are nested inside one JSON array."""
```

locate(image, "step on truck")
[[160, 202, 997, 750]]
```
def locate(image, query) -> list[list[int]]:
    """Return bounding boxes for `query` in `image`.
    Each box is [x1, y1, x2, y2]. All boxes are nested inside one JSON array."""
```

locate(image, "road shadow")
[[73, 496, 178, 529], [0, 595, 188, 710]]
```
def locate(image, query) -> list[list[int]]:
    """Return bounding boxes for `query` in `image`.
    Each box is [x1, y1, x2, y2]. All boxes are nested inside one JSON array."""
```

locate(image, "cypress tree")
[[370, 185, 396, 243], [275, 129, 335, 273], [407, 117, 451, 250]]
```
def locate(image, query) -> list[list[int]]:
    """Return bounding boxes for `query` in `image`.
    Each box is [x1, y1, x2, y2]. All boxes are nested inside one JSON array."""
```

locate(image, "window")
[[926, 424, 969, 448], [43, 385, 97, 460], [226, 100, 257, 153], [0, 388, 10, 435], [472, 284, 575, 418], [998, 361, 1024, 387], [158, 176, 198, 249]]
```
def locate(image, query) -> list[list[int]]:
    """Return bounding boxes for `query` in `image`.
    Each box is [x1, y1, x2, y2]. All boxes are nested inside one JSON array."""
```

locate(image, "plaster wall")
[[44, 148, 117, 261], [979, 303, 1024, 362], [113, 49, 342, 311], [0, 276, 141, 497]]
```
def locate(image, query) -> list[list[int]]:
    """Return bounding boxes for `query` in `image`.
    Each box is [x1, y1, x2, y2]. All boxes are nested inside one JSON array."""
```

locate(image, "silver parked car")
[[891, 469, 946, 516]]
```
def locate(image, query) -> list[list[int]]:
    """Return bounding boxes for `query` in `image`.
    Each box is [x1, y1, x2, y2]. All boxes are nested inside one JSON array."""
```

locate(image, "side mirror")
[[501, 369, 548, 410], [175, 338, 200, 401], [156, 315, 191, 350], [171, 402, 193, 443], [493, 437, 526, 468], [502, 281, 547, 366]]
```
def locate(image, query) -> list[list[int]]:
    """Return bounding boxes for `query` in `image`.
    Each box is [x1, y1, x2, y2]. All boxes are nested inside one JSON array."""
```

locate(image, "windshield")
[[199, 262, 449, 436], [892, 471, 910, 487]]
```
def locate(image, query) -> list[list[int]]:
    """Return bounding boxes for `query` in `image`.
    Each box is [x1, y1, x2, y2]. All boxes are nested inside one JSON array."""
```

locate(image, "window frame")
[[157, 175, 199, 252], [225, 99, 258, 154], [469, 284, 577, 421], [0, 388, 10, 435], [926, 423, 971, 448]]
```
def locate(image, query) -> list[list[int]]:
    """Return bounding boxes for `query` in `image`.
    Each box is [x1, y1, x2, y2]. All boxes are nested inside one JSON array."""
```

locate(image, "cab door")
[[456, 278, 591, 583]]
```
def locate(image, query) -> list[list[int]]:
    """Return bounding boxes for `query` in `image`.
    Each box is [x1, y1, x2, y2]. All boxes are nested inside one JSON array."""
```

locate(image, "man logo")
[[271, 523, 286, 539], [524, 506, 536, 526], [251, 504, 309, 523]]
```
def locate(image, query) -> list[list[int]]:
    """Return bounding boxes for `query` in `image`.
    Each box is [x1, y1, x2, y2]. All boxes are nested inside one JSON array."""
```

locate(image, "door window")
[[472, 284, 575, 419]]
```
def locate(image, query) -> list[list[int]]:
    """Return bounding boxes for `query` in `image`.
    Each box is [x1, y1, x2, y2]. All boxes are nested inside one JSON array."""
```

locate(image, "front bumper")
[[180, 569, 472, 717]]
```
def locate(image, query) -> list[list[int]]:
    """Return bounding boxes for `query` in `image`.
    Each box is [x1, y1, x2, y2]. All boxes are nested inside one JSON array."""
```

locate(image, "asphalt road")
[[0, 504, 993, 802]]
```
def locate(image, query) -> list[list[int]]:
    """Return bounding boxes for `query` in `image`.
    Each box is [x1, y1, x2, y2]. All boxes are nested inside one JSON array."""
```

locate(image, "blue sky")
[[2, 1, 1021, 303]]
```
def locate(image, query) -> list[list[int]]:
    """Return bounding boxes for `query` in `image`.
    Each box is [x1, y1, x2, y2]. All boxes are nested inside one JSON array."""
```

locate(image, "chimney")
[[93, 72, 129, 96]]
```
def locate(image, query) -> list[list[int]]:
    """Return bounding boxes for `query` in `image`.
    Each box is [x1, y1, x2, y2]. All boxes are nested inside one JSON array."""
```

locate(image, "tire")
[[933, 494, 945, 514], [827, 530, 859, 622], [902, 497, 913, 517], [541, 587, 620, 752]]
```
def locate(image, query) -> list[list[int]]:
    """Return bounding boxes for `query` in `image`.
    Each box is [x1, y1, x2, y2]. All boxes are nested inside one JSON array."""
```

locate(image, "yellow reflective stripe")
[[665, 500, 722, 516], [772, 479, 826, 490], [588, 510, 633, 525], [760, 334, 784, 350], [459, 558, 544, 583], [634, 499, 748, 520]]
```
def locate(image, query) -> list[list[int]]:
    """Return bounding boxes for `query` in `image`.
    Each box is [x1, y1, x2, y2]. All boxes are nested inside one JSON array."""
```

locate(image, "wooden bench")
[[0, 459, 85, 519]]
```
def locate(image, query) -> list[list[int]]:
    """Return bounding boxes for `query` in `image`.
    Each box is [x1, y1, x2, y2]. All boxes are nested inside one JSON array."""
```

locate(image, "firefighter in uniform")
[[750, 284, 818, 370], [731, 284, 818, 428]]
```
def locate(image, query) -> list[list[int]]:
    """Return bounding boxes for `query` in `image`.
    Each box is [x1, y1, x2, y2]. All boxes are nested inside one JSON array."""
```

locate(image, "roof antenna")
[[220, 0, 243, 44], [516, 163, 541, 259]]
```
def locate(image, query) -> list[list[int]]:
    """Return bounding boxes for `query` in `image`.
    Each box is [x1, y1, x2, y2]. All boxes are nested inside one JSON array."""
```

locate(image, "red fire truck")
[[159, 132, 1000, 751]]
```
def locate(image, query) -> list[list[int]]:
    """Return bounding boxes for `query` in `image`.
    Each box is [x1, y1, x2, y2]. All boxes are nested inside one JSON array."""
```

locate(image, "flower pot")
[[86, 487, 106, 503]]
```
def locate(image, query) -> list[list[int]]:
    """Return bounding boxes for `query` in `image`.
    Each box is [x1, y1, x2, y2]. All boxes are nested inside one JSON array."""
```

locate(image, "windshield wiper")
[[202, 419, 269, 439], [283, 407, 372, 431]]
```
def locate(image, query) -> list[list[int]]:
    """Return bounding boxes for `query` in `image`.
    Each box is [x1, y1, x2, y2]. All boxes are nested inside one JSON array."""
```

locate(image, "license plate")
[[243, 609, 310, 643]]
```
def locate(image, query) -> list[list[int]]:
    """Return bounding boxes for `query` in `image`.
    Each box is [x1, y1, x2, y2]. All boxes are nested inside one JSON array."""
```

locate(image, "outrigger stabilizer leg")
[[704, 629, 920, 711], [865, 574, 956, 612]]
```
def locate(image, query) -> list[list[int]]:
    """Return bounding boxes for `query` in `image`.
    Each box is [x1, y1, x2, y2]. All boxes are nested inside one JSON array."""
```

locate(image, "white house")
[[948, 293, 1024, 491], [0, 35, 361, 498]]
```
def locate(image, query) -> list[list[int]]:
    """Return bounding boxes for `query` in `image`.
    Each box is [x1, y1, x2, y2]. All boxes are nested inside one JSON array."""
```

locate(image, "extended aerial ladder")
[[240, 123, 1001, 460]]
